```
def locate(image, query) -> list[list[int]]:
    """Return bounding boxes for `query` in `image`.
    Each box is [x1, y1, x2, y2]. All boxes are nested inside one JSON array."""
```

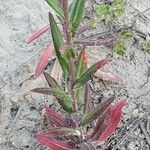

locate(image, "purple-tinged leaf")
[[34, 46, 53, 78], [74, 58, 111, 89], [43, 72, 60, 88], [65, 117, 76, 128], [84, 83, 92, 113], [77, 25, 90, 36], [80, 95, 115, 126], [27, 25, 50, 44], [44, 106, 69, 127], [98, 100, 126, 141], [35, 133, 74, 150], [95, 69, 122, 83], [31, 88, 72, 113], [46, 127, 76, 137], [75, 36, 117, 46], [90, 107, 112, 141]]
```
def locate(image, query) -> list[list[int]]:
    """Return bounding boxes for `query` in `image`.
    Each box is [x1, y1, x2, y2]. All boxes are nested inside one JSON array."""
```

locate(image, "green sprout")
[[121, 29, 133, 40], [113, 41, 126, 56], [93, 0, 126, 24], [113, 29, 133, 56], [139, 41, 150, 53]]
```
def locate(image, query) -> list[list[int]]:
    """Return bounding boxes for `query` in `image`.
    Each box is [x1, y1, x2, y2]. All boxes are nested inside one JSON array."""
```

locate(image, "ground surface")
[[0, 0, 150, 150]]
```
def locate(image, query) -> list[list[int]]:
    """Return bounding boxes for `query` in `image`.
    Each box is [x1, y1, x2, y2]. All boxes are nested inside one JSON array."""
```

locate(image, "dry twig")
[[112, 112, 150, 150], [140, 122, 150, 146]]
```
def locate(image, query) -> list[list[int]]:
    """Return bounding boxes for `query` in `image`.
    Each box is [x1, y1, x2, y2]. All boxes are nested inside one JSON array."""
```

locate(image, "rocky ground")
[[0, 0, 150, 149]]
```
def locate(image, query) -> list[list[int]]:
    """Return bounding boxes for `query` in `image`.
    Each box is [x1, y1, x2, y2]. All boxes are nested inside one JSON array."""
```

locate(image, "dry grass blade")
[[51, 60, 63, 85], [140, 122, 150, 146], [75, 36, 117, 46]]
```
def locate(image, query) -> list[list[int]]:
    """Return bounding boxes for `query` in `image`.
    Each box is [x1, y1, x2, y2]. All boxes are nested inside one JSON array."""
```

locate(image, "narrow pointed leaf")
[[76, 49, 88, 107], [111, 100, 126, 113], [35, 46, 53, 78], [84, 83, 92, 113], [46, 127, 77, 137], [80, 95, 115, 126], [27, 25, 50, 44], [74, 58, 111, 89], [70, 0, 86, 36], [49, 12, 68, 75], [45, 0, 64, 17], [98, 100, 126, 141], [44, 106, 69, 127], [49, 12, 63, 51], [76, 49, 88, 79], [98, 110, 122, 141], [35, 133, 73, 150], [32, 88, 72, 113], [90, 107, 112, 140], [95, 69, 122, 83], [75, 36, 117, 46], [77, 25, 90, 35], [43, 72, 60, 88]]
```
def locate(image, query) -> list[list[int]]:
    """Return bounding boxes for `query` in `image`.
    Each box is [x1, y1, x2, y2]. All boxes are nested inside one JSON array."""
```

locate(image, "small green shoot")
[[113, 29, 133, 56], [139, 41, 150, 53], [93, 0, 126, 25]]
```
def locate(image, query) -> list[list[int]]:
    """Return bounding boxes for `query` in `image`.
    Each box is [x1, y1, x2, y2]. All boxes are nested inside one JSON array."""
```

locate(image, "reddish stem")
[[62, 0, 72, 46]]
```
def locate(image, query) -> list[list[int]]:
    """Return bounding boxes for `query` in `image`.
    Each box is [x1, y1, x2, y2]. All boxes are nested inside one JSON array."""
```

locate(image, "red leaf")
[[81, 95, 115, 126], [27, 25, 50, 44], [35, 133, 73, 150], [90, 107, 112, 141], [35, 46, 53, 78], [98, 100, 126, 141], [44, 106, 69, 127], [112, 100, 126, 114], [95, 69, 122, 83], [96, 59, 111, 70], [43, 127, 76, 141]]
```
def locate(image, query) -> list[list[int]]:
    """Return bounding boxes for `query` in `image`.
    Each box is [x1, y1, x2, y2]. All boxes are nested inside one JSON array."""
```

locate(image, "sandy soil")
[[0, 0, 150, 149]]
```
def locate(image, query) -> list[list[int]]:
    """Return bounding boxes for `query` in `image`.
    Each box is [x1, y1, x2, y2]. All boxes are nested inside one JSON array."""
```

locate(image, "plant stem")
[[62, 0, 72, 46], [62, 0, 77, 112], [68, 59, 78, 112]]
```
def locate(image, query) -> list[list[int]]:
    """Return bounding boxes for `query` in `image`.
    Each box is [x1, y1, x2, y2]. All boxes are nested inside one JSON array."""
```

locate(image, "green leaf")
[[49, 12, 69, 75], [121, 30, 133, 40], [94, 4, 111, 21], [113, 41, 126, 56], [63, 48, 75, 62], [80, 95, 115, 126], [75, 49, 87, 107], [32, 88, 72, 113], [45, 0, 64, 17], [74, 58, 110, 89], [76, 49, 87, 79], [70, 0, 86, 36], [76, 86, 84, 108]]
